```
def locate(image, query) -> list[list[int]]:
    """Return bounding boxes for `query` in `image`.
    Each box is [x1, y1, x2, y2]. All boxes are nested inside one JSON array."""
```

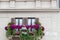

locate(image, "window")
[[14, 17, 38, 26], [28, 19, 31, 25], [27, 18, 36, 25], [12, 17, 38, 32], [32, 19, 35, 25], [15, 19, 19, 25], [19, 19, 23, 25], [27, 18, 37, 32], [15, 18, 23, 25]]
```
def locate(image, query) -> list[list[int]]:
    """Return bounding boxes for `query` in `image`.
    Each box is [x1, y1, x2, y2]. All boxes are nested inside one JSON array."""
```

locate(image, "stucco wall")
[[0, 11, 59, 40]]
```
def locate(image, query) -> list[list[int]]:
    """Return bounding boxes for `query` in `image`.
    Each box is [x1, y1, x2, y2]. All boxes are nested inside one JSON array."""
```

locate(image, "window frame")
[[12, 17, 39, 26]]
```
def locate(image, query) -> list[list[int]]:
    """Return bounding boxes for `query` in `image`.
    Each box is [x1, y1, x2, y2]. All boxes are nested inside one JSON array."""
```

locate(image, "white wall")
[[0, 0, 58, 9], [0, 11, 60, 40], [0, 0, 59, 40]]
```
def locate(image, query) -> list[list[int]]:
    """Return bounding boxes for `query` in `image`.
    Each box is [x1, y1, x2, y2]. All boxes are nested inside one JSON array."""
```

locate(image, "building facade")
[[0, 0, 60, 40]]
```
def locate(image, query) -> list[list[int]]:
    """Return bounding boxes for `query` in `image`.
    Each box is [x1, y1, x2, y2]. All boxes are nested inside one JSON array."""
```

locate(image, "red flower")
[[5, 27, 7, 30], [41, 26, 45, 31]]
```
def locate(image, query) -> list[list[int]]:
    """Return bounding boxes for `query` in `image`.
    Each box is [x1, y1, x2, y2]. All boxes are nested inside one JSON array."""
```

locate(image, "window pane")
[[28, 19, 31, 25], [19, 19, 23, 25], [32, 19, 35, 25], [15, 19, 19, 25]]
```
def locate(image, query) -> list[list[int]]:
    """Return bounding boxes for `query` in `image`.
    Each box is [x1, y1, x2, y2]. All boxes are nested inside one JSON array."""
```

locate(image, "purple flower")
[[26, 25, 39, 30], [33, 25, 39, 30], [17, 25, 22, 29], [10, 24, 16, 29], [26, 25, 30, 29], [41, 26, 45, 31]]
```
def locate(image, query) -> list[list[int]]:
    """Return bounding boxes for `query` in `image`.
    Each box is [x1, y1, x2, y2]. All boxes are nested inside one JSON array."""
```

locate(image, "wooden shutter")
[[35, 18, 40, 25], [22, 18, 25, 25], [11, 18, 15, 24], [25, 18, 27, 25]]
